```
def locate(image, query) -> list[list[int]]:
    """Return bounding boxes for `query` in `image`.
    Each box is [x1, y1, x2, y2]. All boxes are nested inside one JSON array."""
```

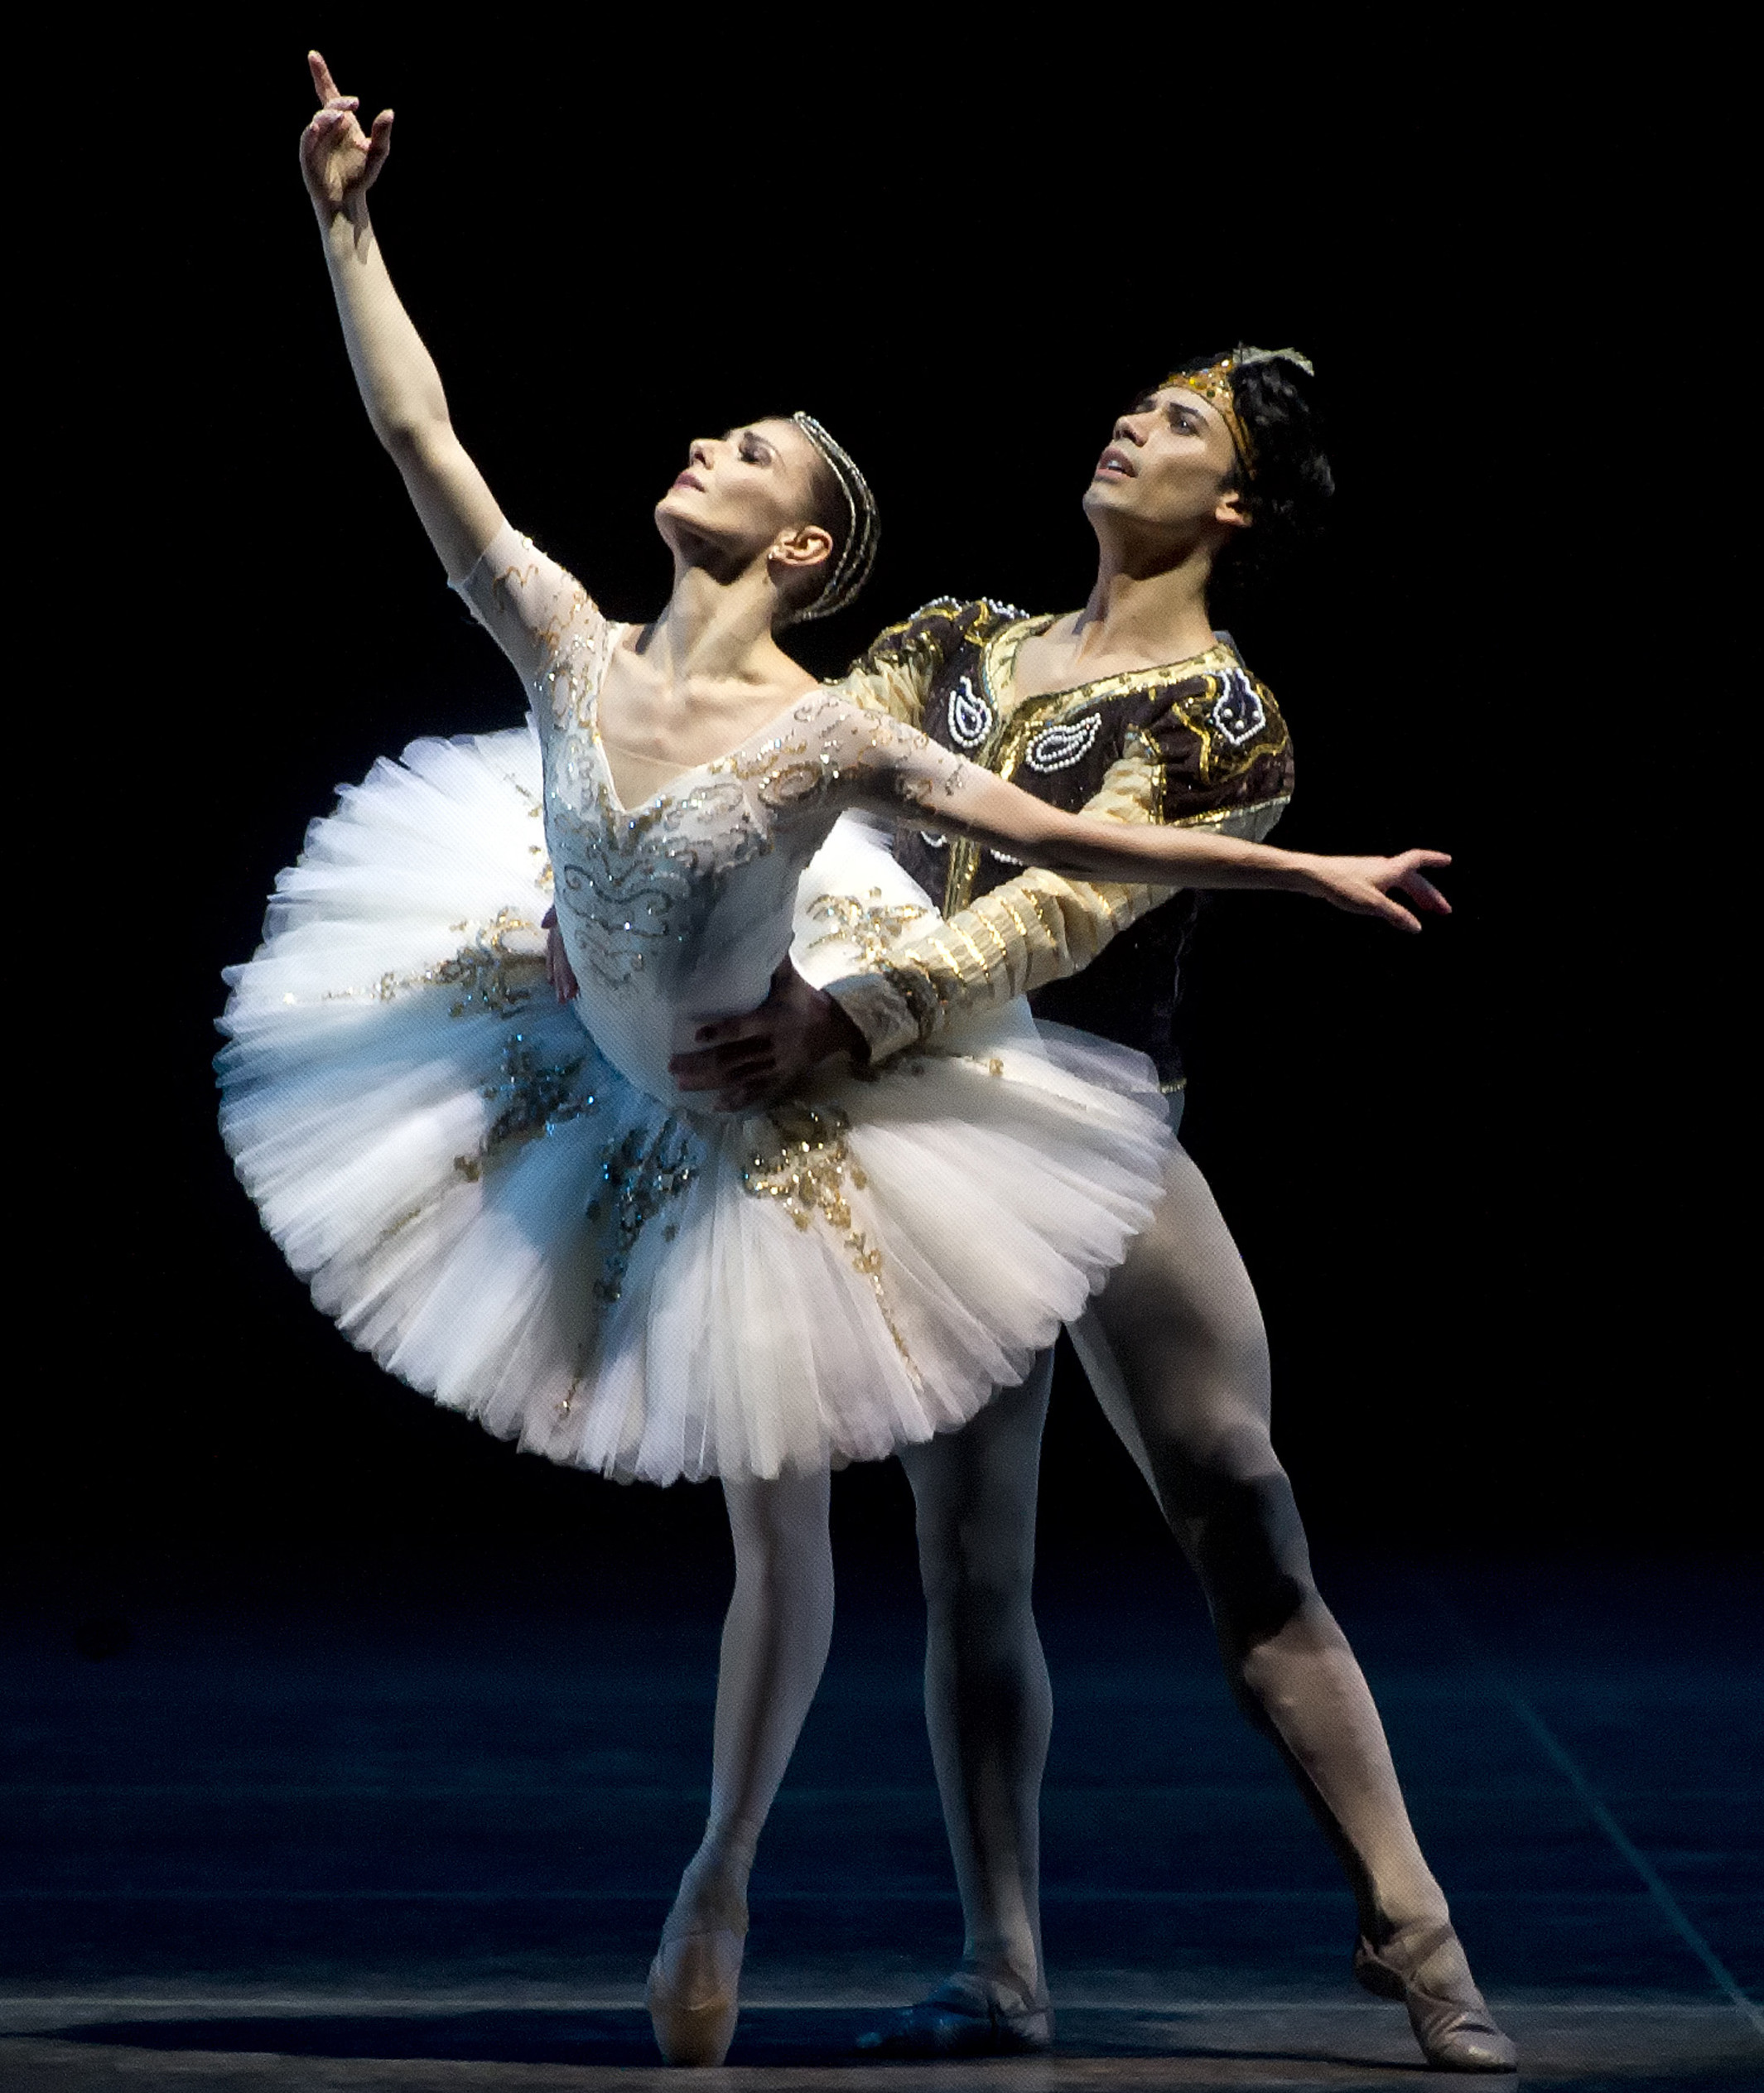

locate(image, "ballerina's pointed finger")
[[308, 50, 347, 106]]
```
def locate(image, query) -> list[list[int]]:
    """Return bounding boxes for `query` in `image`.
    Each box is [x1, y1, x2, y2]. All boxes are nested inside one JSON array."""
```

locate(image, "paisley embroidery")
[[1211, 668, 1267, 747], [1024, 712, 1102, 773], [947, 674, 994, 750]]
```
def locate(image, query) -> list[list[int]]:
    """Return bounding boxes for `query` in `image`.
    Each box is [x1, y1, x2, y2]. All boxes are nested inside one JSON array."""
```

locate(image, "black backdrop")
[[20, 22, 1747, 1585]]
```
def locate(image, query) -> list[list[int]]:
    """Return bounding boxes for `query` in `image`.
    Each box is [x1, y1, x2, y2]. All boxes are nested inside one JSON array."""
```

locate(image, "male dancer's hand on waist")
[[669, 962, 866, 1113]]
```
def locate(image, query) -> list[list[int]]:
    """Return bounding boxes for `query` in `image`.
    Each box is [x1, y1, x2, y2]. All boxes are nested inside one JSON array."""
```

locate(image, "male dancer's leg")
[[1072, 1141, 1451, 1940], [1069, 1141, 1513, 2069], [649, 1465, 835, 2065], [876, 1144, 1513, 2069]]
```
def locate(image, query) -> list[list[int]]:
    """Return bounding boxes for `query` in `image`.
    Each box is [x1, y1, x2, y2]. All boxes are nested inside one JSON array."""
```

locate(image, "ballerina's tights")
[[676, 1464, 835, 1922]]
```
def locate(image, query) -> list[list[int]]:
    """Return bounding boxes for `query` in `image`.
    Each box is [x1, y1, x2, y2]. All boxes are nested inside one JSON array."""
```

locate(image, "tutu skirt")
[[217, 724, 1172, 1483]]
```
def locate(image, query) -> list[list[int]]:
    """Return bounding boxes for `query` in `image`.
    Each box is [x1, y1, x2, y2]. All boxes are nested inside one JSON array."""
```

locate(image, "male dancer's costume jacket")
[[824, 599, 1294, 1087]]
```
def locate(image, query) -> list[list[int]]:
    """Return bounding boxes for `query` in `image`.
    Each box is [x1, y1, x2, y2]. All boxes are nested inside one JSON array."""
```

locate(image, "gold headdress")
[[1159, 347, 1315, 475], [790, 412, 880, 622]]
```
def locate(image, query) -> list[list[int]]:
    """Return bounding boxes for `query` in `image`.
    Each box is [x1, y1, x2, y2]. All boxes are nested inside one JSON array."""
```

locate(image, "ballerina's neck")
[[646, 559, 801, 686], [596, 632, 817, 808], [595, 734, 700, 808]]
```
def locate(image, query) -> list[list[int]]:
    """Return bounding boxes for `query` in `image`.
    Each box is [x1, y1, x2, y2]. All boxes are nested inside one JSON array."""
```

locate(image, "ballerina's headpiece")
[[790, 412, 880, 622], [1159, 347, 1315, 476]]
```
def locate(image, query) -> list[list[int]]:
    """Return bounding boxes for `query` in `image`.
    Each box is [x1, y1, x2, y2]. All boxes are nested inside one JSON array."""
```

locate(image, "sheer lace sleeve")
[[769, 693, 980, 822], [451, 521, 615, 737]]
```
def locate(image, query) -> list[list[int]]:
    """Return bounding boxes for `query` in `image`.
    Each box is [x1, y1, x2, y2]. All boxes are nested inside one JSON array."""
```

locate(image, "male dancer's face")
[[1084, 383, 1246, 551]]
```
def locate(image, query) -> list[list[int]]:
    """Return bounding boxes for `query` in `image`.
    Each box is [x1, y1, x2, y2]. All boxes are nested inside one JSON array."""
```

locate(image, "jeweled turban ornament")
[[1159, 346, 1315, 476], [791, 411, 880, 622]]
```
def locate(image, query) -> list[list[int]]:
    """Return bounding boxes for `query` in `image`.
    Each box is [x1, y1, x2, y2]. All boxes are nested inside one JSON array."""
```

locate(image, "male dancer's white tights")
[[899, 1140, 1467, 2008]]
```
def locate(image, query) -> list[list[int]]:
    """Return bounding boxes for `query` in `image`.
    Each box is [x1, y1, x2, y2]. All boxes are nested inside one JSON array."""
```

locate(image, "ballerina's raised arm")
[[299, 51, 506, 581]]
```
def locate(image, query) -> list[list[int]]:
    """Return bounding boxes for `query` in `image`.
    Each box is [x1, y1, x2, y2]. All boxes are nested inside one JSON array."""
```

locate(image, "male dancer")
[[667, 349, 1517, 2072]]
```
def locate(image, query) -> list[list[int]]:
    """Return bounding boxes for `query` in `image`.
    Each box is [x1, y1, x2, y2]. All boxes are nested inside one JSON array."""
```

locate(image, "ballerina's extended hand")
[[299, 51, 393, 217], [1299, 849, 1450, 932]]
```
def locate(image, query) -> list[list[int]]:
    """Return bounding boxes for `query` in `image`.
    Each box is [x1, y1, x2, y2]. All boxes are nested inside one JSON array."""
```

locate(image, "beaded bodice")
[[547, 675, 920, 1103], [456, 528, 975, 1107]]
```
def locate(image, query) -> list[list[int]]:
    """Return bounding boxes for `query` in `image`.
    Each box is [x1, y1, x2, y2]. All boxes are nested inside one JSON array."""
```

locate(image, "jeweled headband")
[[791, 412, 879, 622], [1159, 346, 1315, 475]]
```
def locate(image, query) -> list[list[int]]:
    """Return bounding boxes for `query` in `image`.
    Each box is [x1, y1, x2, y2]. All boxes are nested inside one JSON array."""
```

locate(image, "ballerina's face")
[[1085, 383, 1247, 543], [654, 417, 834, 592]]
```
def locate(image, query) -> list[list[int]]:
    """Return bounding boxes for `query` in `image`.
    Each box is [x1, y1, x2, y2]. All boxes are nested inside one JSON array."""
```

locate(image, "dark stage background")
[[18, 23, 1746, 1606]]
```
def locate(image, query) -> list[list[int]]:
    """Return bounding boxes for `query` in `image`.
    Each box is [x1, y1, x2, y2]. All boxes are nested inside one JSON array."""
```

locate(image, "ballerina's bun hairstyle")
[[778, 412, 879, 625], [1162, 347, 1334, 607]]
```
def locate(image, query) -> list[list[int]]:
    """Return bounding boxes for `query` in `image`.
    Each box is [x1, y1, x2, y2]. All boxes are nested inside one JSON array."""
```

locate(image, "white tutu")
[[218, 724, 1172, 1483]]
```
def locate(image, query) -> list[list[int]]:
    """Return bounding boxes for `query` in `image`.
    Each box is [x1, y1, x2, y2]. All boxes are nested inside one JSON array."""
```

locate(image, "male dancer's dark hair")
[[1164, 348, 1335, 614]]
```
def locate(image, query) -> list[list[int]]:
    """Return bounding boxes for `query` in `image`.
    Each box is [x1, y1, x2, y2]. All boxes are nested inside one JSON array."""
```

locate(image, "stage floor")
[[2, 1552, 1758, 2090]]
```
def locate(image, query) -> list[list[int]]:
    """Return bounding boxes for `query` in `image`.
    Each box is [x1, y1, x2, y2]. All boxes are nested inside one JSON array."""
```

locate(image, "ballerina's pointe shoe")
[[855, 1970, 1054, 2059], [1354, 1923, 1517, 2072], [645, 1919, 746, 2067]]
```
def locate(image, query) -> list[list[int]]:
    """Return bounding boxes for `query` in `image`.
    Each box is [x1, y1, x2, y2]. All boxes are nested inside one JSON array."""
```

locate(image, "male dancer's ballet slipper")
[[645, 1919, 746, 2067], [855, 1970, 1053, 2058], [1354, 1922, 1517, 2071]]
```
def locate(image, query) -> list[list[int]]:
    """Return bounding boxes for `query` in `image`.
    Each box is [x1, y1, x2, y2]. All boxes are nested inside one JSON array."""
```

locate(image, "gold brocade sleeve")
[[834, 596, 1038, 728], [822, 753, 1288, 1062], [835, 653, 930, 728]]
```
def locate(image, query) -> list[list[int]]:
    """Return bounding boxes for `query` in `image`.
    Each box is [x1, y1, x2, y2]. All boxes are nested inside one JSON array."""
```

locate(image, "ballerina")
[[219, 54, 1452, 2067]]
